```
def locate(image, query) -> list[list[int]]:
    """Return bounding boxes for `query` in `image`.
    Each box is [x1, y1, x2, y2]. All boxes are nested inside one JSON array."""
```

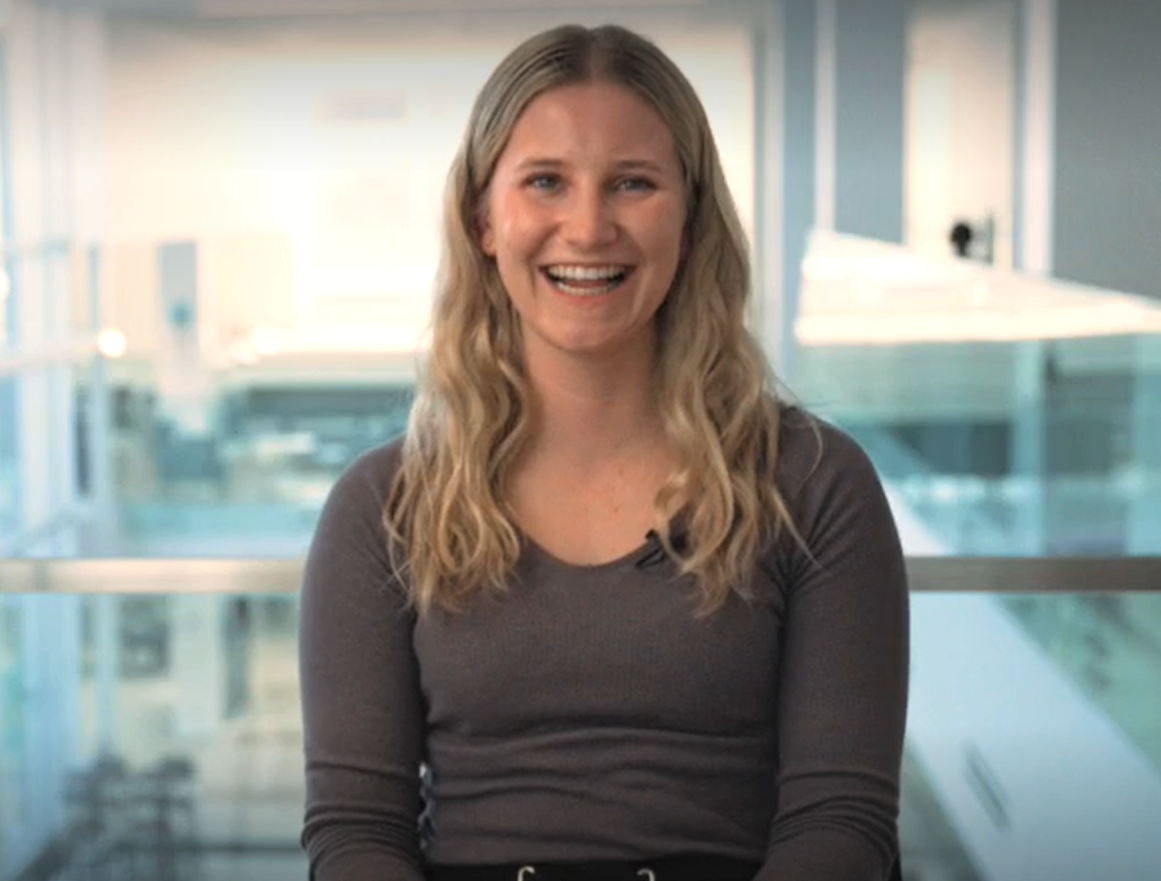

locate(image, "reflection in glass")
[[1001, 592, 1161, 772], [0, 600, 27, 841], [6, 594, 307, 881], [796, 232, 1161, 557], [4, 584, 1160, 880], [909, 590, 1161, 881]]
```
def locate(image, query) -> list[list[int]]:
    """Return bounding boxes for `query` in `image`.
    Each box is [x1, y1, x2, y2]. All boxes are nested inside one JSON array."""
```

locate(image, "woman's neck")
[[520, 344, 667, 470]]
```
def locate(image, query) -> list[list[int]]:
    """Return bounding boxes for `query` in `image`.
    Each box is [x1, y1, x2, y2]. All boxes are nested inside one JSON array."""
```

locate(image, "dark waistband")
[[426, 854, 761, 881]]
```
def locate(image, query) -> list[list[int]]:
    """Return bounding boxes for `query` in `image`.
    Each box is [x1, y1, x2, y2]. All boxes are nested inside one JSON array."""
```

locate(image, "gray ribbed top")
[[299, 413, 909, 881]]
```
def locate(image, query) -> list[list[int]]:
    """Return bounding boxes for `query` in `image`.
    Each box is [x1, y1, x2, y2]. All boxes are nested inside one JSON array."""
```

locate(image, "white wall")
[[905, 0, 1016, 268], [99, 14, 754, 361]]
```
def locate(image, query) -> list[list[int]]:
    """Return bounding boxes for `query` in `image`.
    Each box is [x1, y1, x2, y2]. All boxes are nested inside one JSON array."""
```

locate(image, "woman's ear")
[[477, 203, 495, 256]]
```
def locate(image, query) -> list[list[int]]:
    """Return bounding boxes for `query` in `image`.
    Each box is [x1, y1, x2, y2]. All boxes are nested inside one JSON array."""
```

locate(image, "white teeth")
[[553, 280, 617, 296], [546, 264, 627, 281]]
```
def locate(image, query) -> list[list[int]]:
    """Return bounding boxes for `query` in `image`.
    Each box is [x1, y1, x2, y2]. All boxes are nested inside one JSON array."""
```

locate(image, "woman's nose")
[[560, 186, 617, 248]]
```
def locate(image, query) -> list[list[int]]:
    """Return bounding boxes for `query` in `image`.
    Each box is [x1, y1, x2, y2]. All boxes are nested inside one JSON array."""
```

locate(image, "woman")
[[299, 23, 909, 881]]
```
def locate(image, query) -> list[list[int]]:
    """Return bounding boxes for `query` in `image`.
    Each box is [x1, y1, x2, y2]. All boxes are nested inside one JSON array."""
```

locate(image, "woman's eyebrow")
[[610, 159, 668, 174], [512, 157, 565, 172], [510, 157, 671, 174]]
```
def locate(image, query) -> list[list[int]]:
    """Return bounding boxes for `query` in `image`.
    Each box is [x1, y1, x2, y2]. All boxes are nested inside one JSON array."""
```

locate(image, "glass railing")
[[0, 589, 307, 881], [999, 591, 1161, 771], [796, 231, 1161, 557], [841, 423, 1016, 554], [0, 362, 98, 557], [908, 582, 1161, 881], [104, 376, 415, 557], [1, 558, 1160, 881], [4, 232, 1161, 559], [0, 375, 17, 541]]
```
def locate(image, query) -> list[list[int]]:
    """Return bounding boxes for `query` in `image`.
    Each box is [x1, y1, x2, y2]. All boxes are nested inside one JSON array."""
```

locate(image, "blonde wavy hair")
[[385, 23, 802, 616]]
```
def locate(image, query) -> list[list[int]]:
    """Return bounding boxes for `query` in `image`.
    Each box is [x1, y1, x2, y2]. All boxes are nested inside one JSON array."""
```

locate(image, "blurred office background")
[[0, 0, 1159, 878]]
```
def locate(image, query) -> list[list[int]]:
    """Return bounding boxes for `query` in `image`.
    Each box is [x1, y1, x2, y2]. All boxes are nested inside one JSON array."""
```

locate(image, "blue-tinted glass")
[[796, 234, 1161, 558], [1, 582, 1158, 880], [0, 377, 18, 540]]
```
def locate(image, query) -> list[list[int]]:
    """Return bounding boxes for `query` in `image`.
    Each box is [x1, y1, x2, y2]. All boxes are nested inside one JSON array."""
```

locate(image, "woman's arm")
[[758, 421, 910, 881], [299, 443, 428, 881]]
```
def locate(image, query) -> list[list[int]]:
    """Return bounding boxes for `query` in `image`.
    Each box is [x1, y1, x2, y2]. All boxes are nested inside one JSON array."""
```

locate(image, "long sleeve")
[[299, 442, 427, 881], [756, 420, 910, 880]]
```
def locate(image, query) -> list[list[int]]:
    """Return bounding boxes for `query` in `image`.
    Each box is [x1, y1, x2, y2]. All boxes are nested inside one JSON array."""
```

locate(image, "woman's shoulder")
[[761, 405, 903, 585], [319, 434, 408, 521], [342, 434, 408, 484], [304, 435, 414, 606], [774, 405, 887, 510]]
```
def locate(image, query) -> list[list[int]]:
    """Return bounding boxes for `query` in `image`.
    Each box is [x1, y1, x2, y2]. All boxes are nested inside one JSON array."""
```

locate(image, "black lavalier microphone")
[[635, 528, 687, 568], [636, 530, 667, 568]]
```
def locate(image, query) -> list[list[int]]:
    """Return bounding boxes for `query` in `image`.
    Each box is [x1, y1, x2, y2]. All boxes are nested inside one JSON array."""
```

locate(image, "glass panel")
[[797, 232, 1161, 557], [0, 238, 96, 358], [999, 592, 1161, 772], [909, 591, 1161, 881], [4, 363, 91, 556], [107, 368, 416, 556], [3, 579, 1158, 880], [0, 244, 80, 350], [1, 592, 308, 881], [0, 600, 27, 855], [0, 377, 17, 540], [0, 261, 13, 352], [77, 232, 1161, 559]]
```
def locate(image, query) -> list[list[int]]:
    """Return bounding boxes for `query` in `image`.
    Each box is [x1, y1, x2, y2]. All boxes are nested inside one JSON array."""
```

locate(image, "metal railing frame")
[[0, 556, 1158, 593]]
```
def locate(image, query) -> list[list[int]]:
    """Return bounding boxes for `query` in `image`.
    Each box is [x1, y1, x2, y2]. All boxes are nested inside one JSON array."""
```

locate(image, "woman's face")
[[480, 81, 686, 367]]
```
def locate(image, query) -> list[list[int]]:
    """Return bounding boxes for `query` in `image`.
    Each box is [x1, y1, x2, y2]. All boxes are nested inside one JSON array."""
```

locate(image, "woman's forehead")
[[494, 82, 682, 174]]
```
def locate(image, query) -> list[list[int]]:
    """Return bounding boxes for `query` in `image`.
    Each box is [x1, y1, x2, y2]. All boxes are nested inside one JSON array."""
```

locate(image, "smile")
[[542, 264, 633, 297]]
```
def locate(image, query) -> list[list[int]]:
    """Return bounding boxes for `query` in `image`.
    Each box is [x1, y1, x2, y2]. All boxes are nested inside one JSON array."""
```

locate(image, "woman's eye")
[[526, 174, 561, 191], [616, 177, 656, 193]]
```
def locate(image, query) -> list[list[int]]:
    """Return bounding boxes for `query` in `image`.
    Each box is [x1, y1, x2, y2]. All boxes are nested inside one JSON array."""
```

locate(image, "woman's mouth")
[[542, 264, 633, 296]]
